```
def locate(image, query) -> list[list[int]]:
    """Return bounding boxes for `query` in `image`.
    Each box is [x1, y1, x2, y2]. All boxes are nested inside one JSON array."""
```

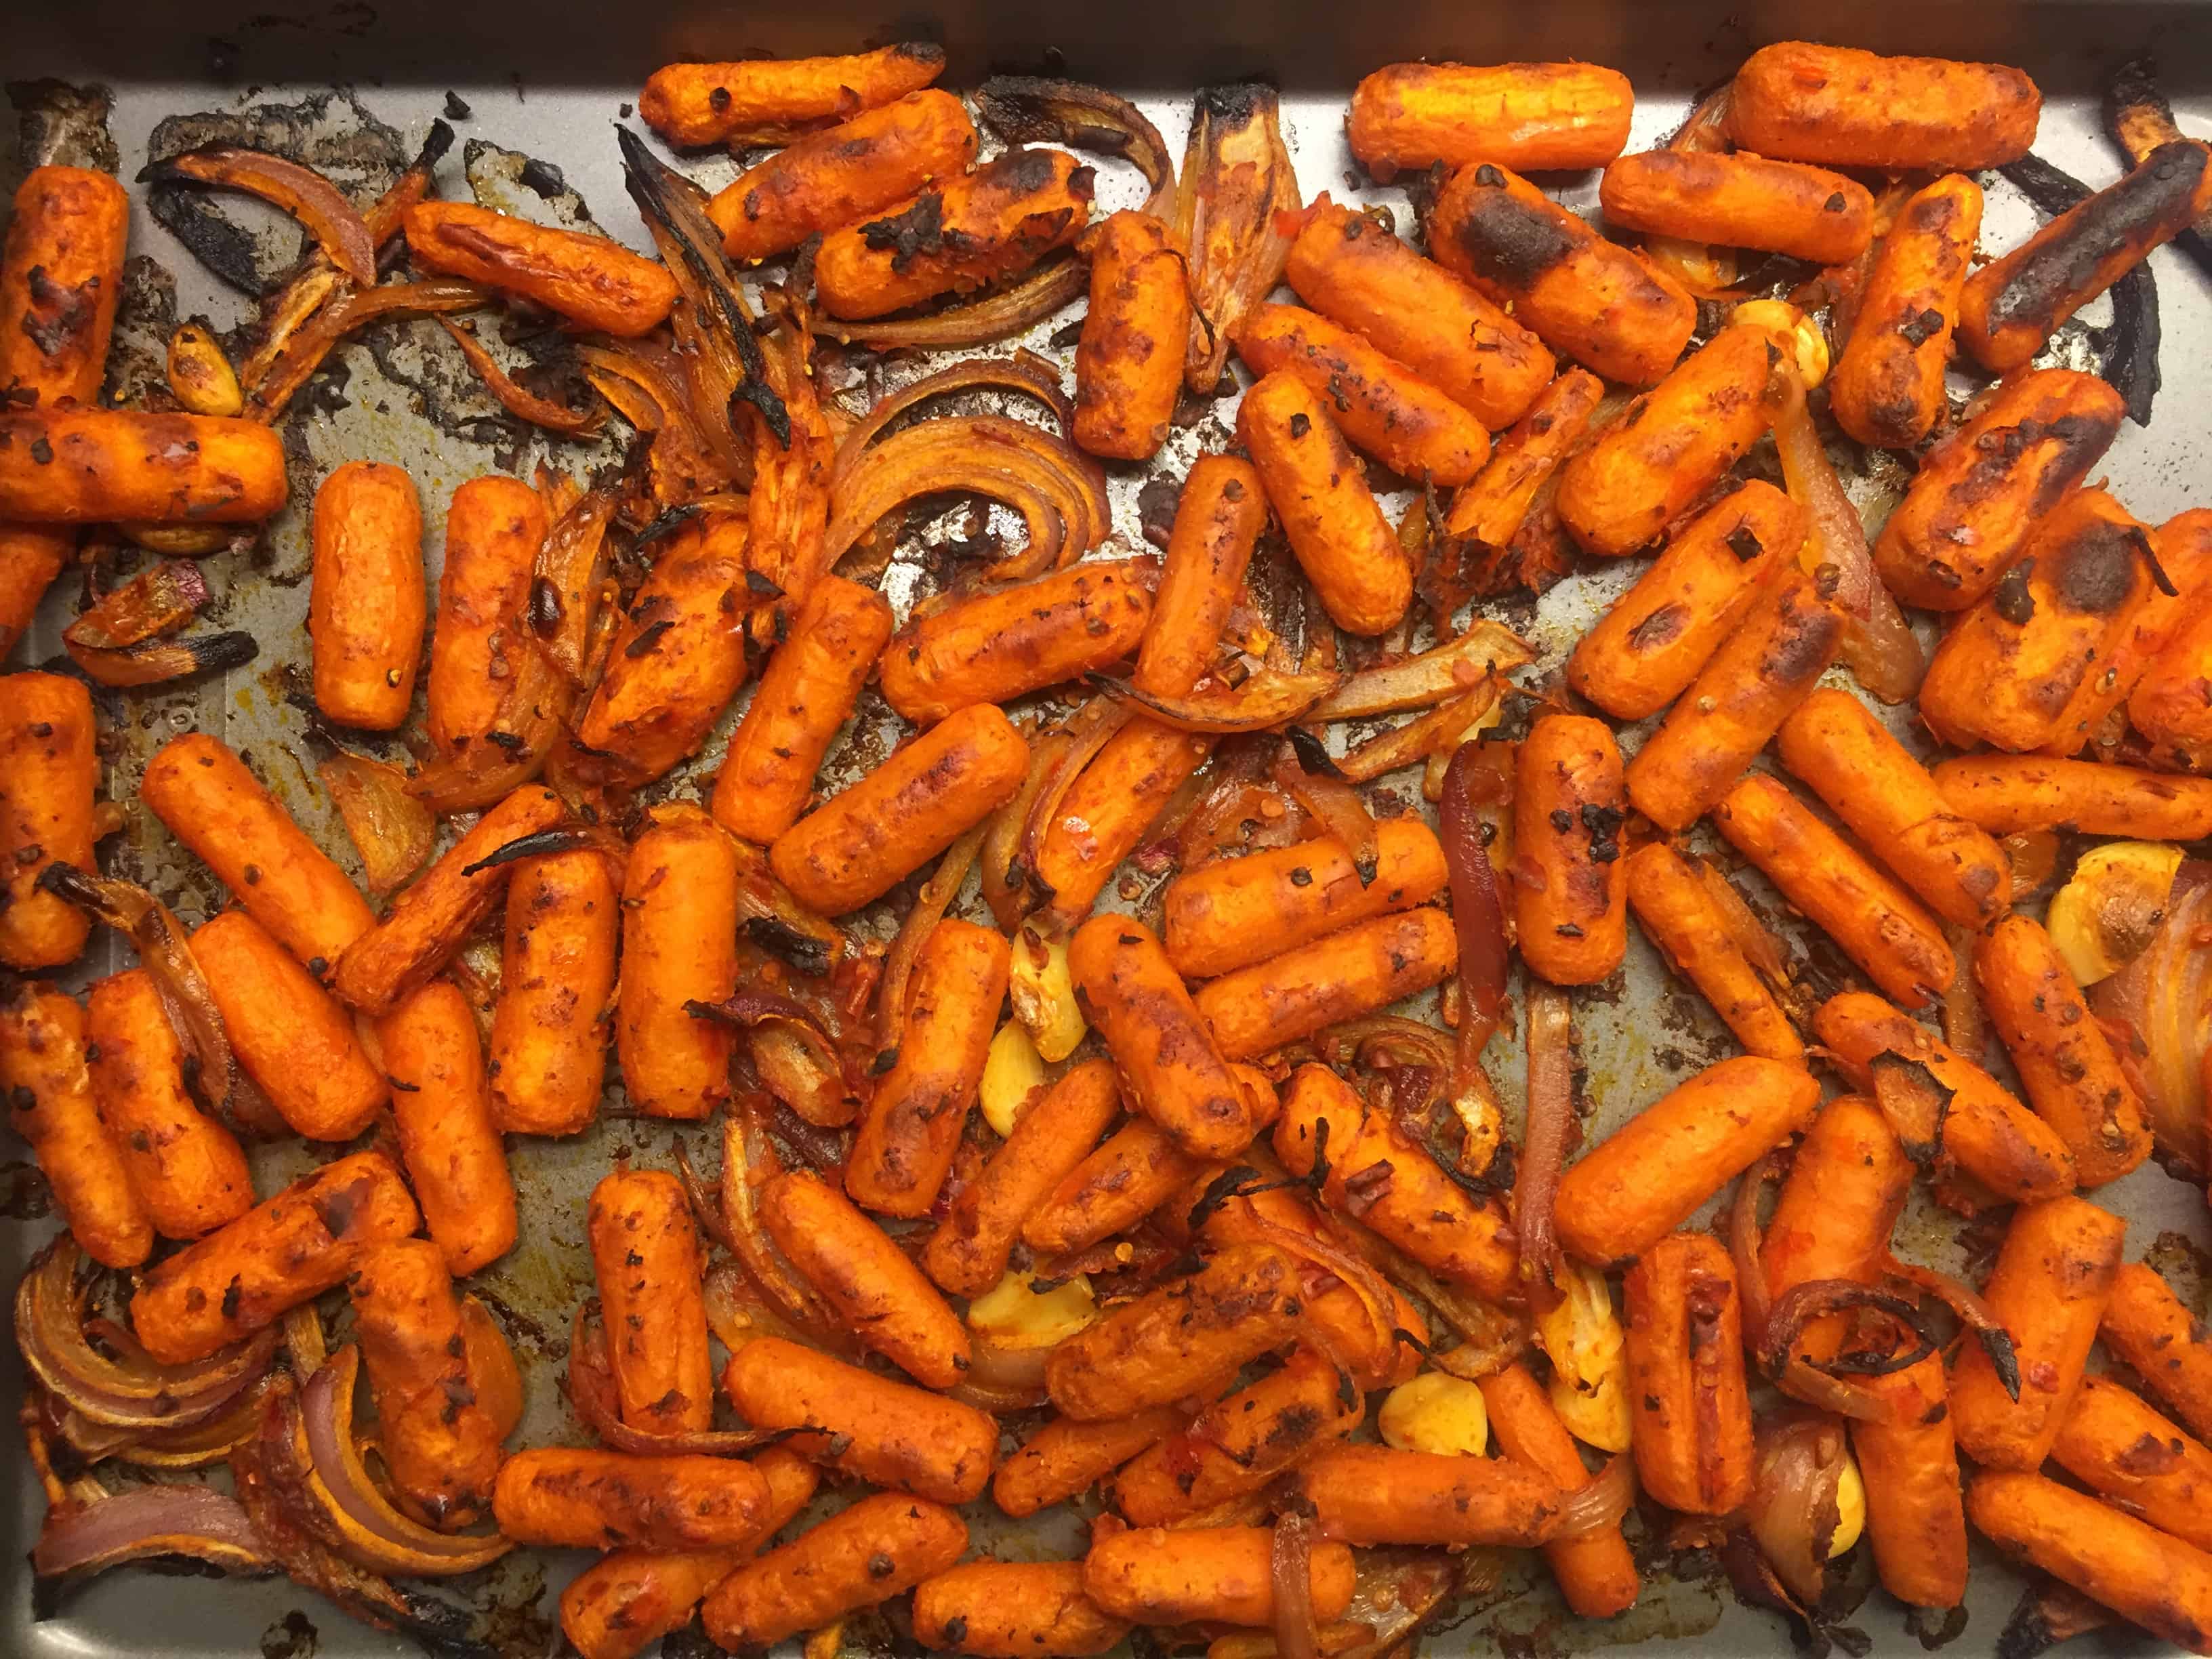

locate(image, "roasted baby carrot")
[[589, 1168, 715, 1437], [1045, 1244, 1302, 1420], [1032, 720, 1216, 926], [84, 969, 252, 1242], [1233, 303, 1492, 484], [1624, 844, 1804, 1062], [640, 44, 947, 146], [1813, 991, 2078, 1201], [879, 559, 1155, 724], [770, 703, 1030, 914], [1961, 140, 2212, 373], [140, 733, 375, 974], [1761, 1094, 1911, 1364], [1830, 175, 1984, 449], [708, 89, 979, 264], [1429, 160, 1695, 388], [1966, 1469, 2212, 1653], [425, 475, 547, 759], [1624, 1231, 1756, 1515], [2051, 1374, 2212, 1552], [1848, 1353, 1969, 1609], [1776, 687, 2012, 928], [1554, 1055, 1820, 1267], [332, 783, 565, 1017], [1347, 62, 1634, 177], [310, 461, 425, 731], [1931, 754, 2212, 839], [576, 512, 753, 783], [1481, 1362, 1641, 1618], [129, 1150, 418, 1364], [1237, 369, 1412, 636], [703, 1492, 968, 1650], [914, 1561, 1130, 1659], [846, 918, 1008, 1217], [924, 1057, 1122, 1296], [1977, 914, 2153, 1187], [1134, 455, 1269, 698], [1285, 201, 1554, 429], [1950, 1195, 2127, 1470], [0, 983, 151, 1268], [765, 1170, 969, 1386], [992, 1408, 1189, 1518], [2123, 511, 2212, 764], [1023, 1115, 1205, 1258], [1293, 1443, 1563, 1548], [1070, 914, 1252, 1158], [1273, 1062, 1518, 1300], [1872, 367, 2124, 610], [617, 804, 738, 1121], [2101, 1263, 2212, 1444], [712, 574, 893, 844], [0, 407, 285, 525], [191, 909, 385, 1142], [815, 148, 1094, 321], [1623, 567, 1842, 832], [1919, 489, 2160, 754], [1556, 321, 1786, 556], [0, 671, 94, 970], [1195, 907, 1458, 1061], [1565, 480, 1803, 721], [347, 1238, 507, 1528], [1084, 1525, 1355, 1626], [1712, 771, 1954, 1009], [1075, 210, 1190, 462], [405, 203, 677, 336], [1514, 714, 1628, 986], [723, 1337, 998, 1503], [1162, 817, 1449, 979], [1727, 43, 2041, 171], [1111, 1348, 1362, 1524], [488, 848, 617, 1136], [493, 1448, 771, 1550], [378, 979, 517, 1275], [1600, 150, 1874, 264], [1442, 367, 1606, 550]]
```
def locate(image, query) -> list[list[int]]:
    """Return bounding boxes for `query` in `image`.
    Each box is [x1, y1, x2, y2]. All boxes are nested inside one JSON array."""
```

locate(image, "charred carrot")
[[770, 703, 1030, 914], [1442, 367, 1606, 550], [1624, 844, 1803, 1061], [1557, 321, 1786, 557], [765, 1170, 968, 1386], [815, 148, 1094, 321], [1762, 1094, 1911, 1364], [712, 575, 893, 844], [1830, 175, 1984, 449], [140, 733, 375, 974], [1514, 714, 1628, 986], [1084, 1525, 1355, 1626], [1075, 210, 1190, 462], [1555, 1055, 1820, 1267], [0, 671, 94, 970], [1727, 43, 2041, 171], [1046, 1244, 1302, 1420], [993, 1409, 1189, 1518], [1872, 367, 2124, 611], [1294, 1443, 1563, 1548], [1932, 754, 2212, 839], [0, 983, 152, 1268], [493, 1448, 771, 1550], [1950, 1195, 2126, 1469], [924, 1057, 1122, 1296], [347, 1238, 507, 1528], [1712, 771, 1954, 1009], [191, 909, 385, 1142], [1285, 201, 1554, 430], [1070, 914, 1252, 1158], [1624, 567, 1843, 832], [914, 1561, 1130, 1659], [2100, 1263, 2212, 1445], [1233, 302, 1492, 484], [1347, 62, 1634, 178], [129, 1150, 418, 1364], [1195, 907, 1458, 1061], [489, 848, 617, 1136], [331, 783, 565, 1017], [378, 980, 516, 1275], [1481, 1362, 1641, 1617], [708, 89, 979, 264], [617, 804, 738, 1121], [0, 407, 285, 525], [1849, 1353, 1969, 1609], [405, 203, 676, 336], [1111, 1348, 1361, 1524], [723, 1337, 998, 1503], [310, 461, 424, 731], [425, 475, 547, 759], [703, 1492, 968, 1650], [589, 1169, 715, 1437], [1600, 150, 1874, 264], [641, 44, 947, 147], [1624, 1231, 1756, 1515]]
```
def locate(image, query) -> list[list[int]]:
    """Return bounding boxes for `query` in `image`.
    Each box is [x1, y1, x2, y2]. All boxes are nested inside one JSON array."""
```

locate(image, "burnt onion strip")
[[1092, 666, 1343, 733], [64, 630, 258, 689], [1277, 728, 1378, 885], [1516, 982, 1574, 1307], [140, 146, 378, 285], [686, 990, 869, 1110], [1755, 1279, 1938, 1421], [1883, 1256, 2023, 1402], [434, 316, 606, 436], [64, 559, 209, 650], [1997, 153, 2162, 426], [2108, 58, 2212, 272], [975, 77, 1177, 219]]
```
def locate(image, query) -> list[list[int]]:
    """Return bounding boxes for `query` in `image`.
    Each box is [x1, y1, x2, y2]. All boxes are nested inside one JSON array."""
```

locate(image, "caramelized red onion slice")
[[64, 559, 209, 649], [64, 631, 259, 689], [1515, 983, 1575, 1308], [1438, 742, 1511, 1057], [1543, 1450, 1637, 1540], [245, 279, 493, 423], [830, 352, 1075, 488], [2090, 859, 2212, 1174], [1272, 1508, 1322, 1659], [1883, 1255, 2022, 1402], [435, 316, 606, 436], [1755, 1279, 1934, 1422], [1745, 1414, 1849, 1610], [1727, 1147, 1790, 1345], [1095, 666, 1343, 734], [811, 258, 1088, 352], [1276, 729, 1378, 886], [1309, 621, 1534, 721], [872, 821, 990, 1058], [144, 146, 378, 286], [318, 752, 435, 897], [976, 77, 1178, 220], [33, 1481, 272, 1581]]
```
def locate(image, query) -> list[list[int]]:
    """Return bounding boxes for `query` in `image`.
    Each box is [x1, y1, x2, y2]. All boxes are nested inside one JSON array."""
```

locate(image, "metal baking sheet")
[[5, 3, 2212, 1656]]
